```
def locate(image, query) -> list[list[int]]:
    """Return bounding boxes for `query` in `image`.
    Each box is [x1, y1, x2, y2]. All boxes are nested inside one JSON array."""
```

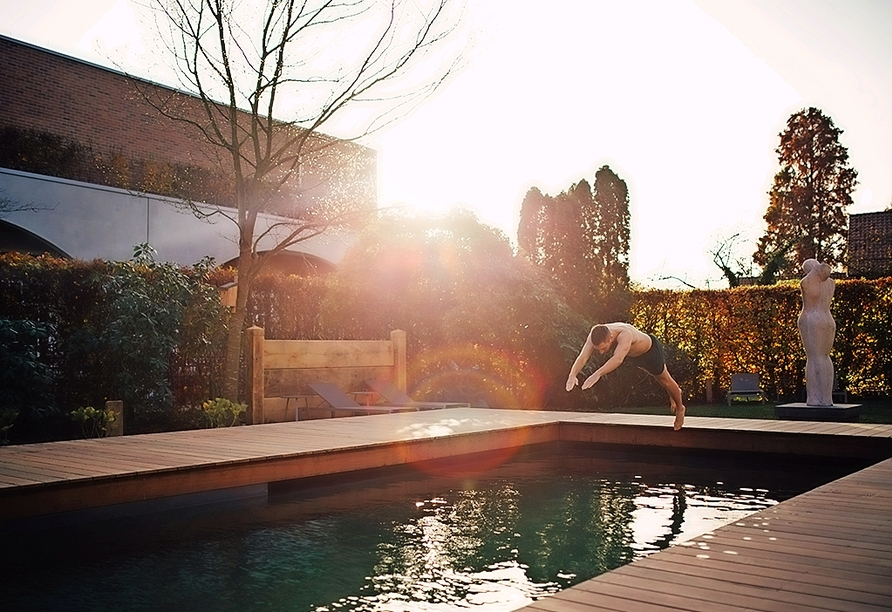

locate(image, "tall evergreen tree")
[[754, 107, 858, 277], [517, 186, 550, 265], [590, 165, 631, 320], [517, 165, 630, 321]]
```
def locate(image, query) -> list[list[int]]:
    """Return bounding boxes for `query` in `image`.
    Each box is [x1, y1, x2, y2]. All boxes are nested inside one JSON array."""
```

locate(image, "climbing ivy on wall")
[[0, 126, 232, 207]]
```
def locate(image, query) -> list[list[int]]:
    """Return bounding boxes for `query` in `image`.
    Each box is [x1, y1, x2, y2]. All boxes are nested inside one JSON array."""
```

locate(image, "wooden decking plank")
[[0, 458, 142, 481], [741, 419, 814, 432], [670, 534, 892, 573], [851, 426, 892, 437], [716, 523, 892, 555], [0, 466, 68, 485], [567, 576, 757, 612], [668, 541, 892, 586], [4, 447, 167, 472], [594, 566, 843, 612], [769, 489, 892, 513], [0, 471, 47, 486], [22, 442, 177, 465], [605, 560, 891, 612], [703, 534, 892, 564], [749, 512, 892, 542], [106, 437, 287, 460], [678, 539, 892, 578], [724, 418, 787, 429], [0, 458, 102, 480], [761, 506, 892, 534], [106, 442, 264, 462], [525, 593, 618, 612], [12, 436, 229, 461], [787, 487, 892, 508], [723, 511, 892, 543], [818, 422, 873, 434], [782, 421, 841, 434], [639, 555, 892, 602], [548, 578, 746, 612], [28, 443, 262, 466], [540, 585, 706, 612], [804, 480, 892, 499], [786, 494, 888, 521], [0, 461, 138, 483]]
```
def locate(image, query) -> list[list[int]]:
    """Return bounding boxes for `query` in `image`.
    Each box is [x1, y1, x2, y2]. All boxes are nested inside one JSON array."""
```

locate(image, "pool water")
[[2, 443, 865, 612]]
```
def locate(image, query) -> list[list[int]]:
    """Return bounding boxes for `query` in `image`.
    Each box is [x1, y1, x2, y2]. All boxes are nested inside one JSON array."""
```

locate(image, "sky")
[[2, 0, 891, 289]]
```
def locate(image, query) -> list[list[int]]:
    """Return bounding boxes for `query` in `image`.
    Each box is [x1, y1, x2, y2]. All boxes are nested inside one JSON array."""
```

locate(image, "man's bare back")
[[599, 322, 652, 358]]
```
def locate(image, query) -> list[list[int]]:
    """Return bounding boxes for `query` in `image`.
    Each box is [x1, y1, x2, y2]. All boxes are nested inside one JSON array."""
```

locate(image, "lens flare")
[[408, 341, 549, 410]]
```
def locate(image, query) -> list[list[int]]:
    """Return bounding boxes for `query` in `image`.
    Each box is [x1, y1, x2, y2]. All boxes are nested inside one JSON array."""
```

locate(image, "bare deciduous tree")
[[141, 0, 466, 403], [708, 233, 751, 288]]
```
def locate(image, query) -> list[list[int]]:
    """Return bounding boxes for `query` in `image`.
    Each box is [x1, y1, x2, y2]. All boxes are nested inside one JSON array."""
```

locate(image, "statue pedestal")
[[775, 403, 861, 422]]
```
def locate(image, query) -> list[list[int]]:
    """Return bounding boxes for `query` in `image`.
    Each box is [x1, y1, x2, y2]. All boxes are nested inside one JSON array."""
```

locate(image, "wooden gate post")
[[391, 329, 407, 393], [246, 326, 265, 425]]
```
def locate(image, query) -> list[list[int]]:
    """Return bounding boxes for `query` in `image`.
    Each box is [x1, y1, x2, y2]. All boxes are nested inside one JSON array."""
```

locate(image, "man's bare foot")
[[673, 404, 685, 431]]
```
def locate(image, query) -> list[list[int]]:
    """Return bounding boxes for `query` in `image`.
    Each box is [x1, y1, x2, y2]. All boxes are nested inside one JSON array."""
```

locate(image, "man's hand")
[[581, 372, 601, 390], [566, 375, 578, 392]]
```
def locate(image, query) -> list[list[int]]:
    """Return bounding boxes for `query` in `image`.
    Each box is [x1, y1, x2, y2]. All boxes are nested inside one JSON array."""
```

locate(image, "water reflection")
[[313, 467, 784, 612]]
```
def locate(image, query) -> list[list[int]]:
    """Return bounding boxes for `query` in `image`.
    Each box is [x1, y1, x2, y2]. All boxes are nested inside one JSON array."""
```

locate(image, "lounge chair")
[[365, 378, 471, 410], [833, 375, 849, 404], [307, 382, 417, 418], [726, 373, 767, 406]]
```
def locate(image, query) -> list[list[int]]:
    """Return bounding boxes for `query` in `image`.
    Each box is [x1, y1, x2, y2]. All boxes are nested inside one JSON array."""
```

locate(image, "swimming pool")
[[2, 443, 865, 612]]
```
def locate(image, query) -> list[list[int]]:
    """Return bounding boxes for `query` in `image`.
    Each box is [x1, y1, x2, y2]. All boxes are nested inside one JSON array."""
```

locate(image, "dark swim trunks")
[[628, 334, 666, 376]]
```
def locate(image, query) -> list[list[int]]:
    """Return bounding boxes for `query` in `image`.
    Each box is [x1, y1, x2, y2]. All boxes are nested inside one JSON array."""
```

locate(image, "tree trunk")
[[221, 240, 254, 401], [221, 301, 247, 401]]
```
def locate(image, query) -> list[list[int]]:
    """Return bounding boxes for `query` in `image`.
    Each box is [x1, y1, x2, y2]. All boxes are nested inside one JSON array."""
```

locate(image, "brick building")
[[848, 210, 892, 279], [0, 34, 375, 270]]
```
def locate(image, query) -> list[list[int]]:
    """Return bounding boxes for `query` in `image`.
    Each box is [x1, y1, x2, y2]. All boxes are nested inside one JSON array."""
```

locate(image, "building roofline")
[[0, 33, 372, 152]]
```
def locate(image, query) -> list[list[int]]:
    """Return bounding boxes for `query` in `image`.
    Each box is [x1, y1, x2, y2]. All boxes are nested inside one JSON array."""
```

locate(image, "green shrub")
[[0, 250, 228, 441], [70, 405, 116, 438], [0, 409, 18, 445], [201, 397, 246, 428], [0, 318, 58, 428]]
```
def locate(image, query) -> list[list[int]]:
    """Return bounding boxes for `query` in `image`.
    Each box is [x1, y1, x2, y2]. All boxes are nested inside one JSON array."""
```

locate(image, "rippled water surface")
[[3, 444, 863, 612]]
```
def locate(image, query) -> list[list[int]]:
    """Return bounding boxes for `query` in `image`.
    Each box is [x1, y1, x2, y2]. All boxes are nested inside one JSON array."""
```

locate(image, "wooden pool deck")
[[2, 408, 892, 610]]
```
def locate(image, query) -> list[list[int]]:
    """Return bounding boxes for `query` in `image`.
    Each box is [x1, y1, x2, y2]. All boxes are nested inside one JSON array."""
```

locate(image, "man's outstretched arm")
[[566, 337, 594, 391], [581, 333, 632, 389]]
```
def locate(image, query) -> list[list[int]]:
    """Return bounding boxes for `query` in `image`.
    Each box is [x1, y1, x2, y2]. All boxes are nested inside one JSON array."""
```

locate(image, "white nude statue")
[[798, 258, 836, 406]]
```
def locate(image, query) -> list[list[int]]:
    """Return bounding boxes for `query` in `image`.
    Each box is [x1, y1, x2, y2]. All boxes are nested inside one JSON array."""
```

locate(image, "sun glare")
[[374, 0, 805, 288]]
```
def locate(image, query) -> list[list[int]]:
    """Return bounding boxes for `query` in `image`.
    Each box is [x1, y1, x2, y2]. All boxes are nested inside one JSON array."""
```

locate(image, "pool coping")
[[2, 409, 892, 521]]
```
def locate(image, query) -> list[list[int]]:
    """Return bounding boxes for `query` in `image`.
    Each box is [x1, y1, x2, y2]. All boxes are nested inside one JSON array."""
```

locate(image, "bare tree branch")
[[0, 189, 55, 218], [708, 232, 751, 288]]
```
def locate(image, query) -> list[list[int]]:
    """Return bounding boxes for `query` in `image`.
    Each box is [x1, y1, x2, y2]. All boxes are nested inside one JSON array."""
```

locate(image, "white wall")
[[0, 167, 355, 266]]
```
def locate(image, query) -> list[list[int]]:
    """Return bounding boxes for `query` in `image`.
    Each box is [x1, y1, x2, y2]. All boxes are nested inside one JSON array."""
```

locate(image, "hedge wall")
[[631, 279, 892, 402]]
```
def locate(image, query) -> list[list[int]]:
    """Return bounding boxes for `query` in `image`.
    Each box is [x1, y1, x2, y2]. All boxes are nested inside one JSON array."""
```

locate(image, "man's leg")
[[654, 367, 685, 430]]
